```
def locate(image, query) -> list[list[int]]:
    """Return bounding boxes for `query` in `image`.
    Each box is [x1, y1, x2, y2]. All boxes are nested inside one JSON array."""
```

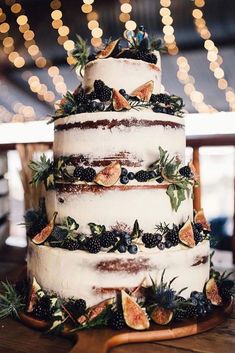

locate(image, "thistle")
[[0, 281, 25, 319], [145, 269, 186, 310]]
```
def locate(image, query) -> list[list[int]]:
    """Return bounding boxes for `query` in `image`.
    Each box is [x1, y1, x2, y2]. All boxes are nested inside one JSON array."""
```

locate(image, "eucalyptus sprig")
[[29, 154, 54, 189], [0, 281, 25, 319], [149, 147, 194, 212]]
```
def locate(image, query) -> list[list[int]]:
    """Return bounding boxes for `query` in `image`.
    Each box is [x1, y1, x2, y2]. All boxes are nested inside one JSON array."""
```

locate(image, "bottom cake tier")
[[27, 240, 210, 307]]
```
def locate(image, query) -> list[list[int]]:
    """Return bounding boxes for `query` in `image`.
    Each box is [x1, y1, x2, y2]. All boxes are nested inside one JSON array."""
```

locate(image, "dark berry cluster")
[[118, 48, 158, 64], [174, 291, 213, 322], [100, 231, 117, 248], [32, 296, 54, 320], [192, 222, 204, 245], [219, 280, 234, 302], [119, 167, 164, 185], [142, 233, 162, 248], [65, 298, 87, 319], [179, 166, 193, 178], [74, 166, 96, 182], [72, 87, 106, 114], [62, 238, 81, 251], [116, 232, 138, 254], [165, 227, 179, 247], [109, 309, 126, 330], [150, 93, 184, 116], [86, 236, 101, 253], [94, 80, 112, 102]]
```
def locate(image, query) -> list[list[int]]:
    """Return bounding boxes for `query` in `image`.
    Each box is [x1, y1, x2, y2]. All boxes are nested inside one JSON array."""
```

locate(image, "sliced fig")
[[179, 219, 195, 247], [32, 212, 57, 245], [205, 278, 222, 306], [97, 39, 120, 59], [194, 209, 211, 232], [94, 161, 121, 187], [77, 298, 114, 325], [112, 89, 131, 111], [189, 161, 200, 183], [121, 290, 149, 330], [27, 277, 42, 313], [151, 306, 173, 325], [130, 80, 154, 102]]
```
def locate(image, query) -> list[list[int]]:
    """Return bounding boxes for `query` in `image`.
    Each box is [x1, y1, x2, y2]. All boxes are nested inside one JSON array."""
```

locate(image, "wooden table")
[[0, 244, 234, 353]]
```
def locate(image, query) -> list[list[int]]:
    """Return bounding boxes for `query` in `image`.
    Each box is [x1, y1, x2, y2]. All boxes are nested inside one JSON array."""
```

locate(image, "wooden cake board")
[[18, 298, 234, 353]]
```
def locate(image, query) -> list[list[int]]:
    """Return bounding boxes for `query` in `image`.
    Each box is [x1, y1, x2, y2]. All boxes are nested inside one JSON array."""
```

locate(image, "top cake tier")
[[83, 53, 161, 95]]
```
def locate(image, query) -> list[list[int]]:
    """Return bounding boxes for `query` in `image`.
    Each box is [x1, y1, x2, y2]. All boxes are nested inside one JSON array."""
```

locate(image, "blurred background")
[[0, 0, 234, 267]]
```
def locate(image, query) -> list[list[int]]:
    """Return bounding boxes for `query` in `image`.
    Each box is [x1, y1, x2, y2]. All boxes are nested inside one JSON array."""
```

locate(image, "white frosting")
[[46, 186, 193, 234], [84, 56, 161, 94], [27, 240, 210, 307], [54, 112, 185, 170]]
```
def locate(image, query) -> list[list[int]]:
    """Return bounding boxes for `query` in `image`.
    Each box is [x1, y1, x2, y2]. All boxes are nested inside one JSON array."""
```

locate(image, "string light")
[[193, 0, 235, 111], [50, 0, 76, 67], [82, 0, 103, 47], [6, 1, 66, 101], [118, 0, 137, 34], [159, 0, 216, 113]]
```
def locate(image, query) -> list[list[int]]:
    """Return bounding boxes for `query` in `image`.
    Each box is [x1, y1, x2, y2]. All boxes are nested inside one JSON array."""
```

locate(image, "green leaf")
[[88, 223, 105, 235], [66, 217, 79, 231], [166, 184, 178, 211], [131, 220, 141, 239]]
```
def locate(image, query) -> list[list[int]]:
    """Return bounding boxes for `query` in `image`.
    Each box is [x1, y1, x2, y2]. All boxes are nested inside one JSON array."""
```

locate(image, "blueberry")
[[121, 233, 132, 245], [165, 240, 172, 249], [121, 168, 128, 176], [127, 172, 135, 180], [120, 176, 129, 184], [124, 94, 129, 100], [148, 171, 157, 179], [91, 100, 98, 109], [118, 244, 126, 253], [191, 291, 200, 300], [156, 233, 162, 242], [156, 175, 164, 183], [98, 102, 105, 111], [88, 54, 96, 61], [157, 242, 165, 250], [119, 89, 126, 96], [128, 244, 138, 254]]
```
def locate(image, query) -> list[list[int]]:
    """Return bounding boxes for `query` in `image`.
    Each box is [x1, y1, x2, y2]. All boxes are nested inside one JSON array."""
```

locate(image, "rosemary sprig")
[[72, 35, 89, 76], [0, 280, 25, 319]]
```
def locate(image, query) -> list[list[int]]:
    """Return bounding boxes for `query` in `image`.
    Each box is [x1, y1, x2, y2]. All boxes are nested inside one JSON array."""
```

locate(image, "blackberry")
[[150, 94, 158, 103], [142, 233, 159, 248], [86, 236, 101, 253], [179, 166, 192, 178], [95, 84, 112, 102], [165, 228, 179, 247], [157, 93, 171, 104], [135, 170, 149, 182], [81, 167, 96, 182], [166, 107, 174, 115], [76, 89, 88, 104], [174, 309, 186, 322], [127, 172, 135, 180], [63, 239, 81, 251], [74, 166, 84, 178], [33, 296, 52, 320], [100, 231, 117, 248], [194, 231, 203, 244], [110, 310, 126, 330], [120, 176, 129, 184], [219, 280, 234, 302], [145, 52, 158, 64], [192, 223, 203, 244], [66, 298, 86, 319], [94, 79, 105, 92], [184, 304, 198, 319], [87, 91, 97, 100], [194, 223, 203, 232], [77, 105, 86, 114]]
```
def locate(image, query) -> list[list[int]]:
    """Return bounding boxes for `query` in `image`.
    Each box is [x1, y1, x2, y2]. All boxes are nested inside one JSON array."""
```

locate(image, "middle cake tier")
[[47, 111, 193, 234]]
